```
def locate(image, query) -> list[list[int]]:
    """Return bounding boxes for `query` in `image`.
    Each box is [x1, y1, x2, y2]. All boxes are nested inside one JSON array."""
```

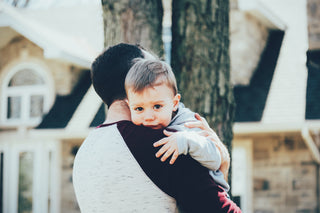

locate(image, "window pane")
[[30, 95, 44, 118], [9, 69, 44, 87], [18, 152, 33, 213], [7, 96, 21, 119]]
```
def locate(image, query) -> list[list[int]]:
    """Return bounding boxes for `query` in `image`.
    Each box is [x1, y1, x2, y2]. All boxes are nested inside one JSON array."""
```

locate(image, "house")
[[0, 0, 319, 213], [230, 0, 320, 212]]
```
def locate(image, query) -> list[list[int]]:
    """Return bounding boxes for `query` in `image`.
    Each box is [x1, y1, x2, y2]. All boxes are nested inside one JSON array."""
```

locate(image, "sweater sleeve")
[[176, 131, 221, 172]]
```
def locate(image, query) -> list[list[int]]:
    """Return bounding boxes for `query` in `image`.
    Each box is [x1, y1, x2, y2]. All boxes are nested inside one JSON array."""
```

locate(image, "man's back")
[[73, 123, 177, 213]]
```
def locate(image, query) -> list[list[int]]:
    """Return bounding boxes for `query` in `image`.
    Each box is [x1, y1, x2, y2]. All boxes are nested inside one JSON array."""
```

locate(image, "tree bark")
[[101, 0, 164, 55], [171, 0, 235, 184]]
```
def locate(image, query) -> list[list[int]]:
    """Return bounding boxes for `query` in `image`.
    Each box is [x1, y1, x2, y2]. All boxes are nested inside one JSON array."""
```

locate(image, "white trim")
[[238, 0, 286, 30], [0, 129, 91, 141], [0, 2, 95, 68], [233, 122, 303, 135], [232, 139, 253, 213], [233, 120, 320, 135], [301, 127, 320, 164], [0, 139, 60, 213], [49, 140, 61, 213]]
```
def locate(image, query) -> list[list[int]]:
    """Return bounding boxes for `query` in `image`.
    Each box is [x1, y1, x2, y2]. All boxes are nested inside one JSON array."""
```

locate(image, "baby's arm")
[[154, 130, 221, 171], [184, 113, 230, 181]]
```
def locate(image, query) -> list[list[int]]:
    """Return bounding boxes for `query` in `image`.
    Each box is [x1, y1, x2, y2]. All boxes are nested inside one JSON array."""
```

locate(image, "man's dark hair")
[[91, 43, 144, 107]]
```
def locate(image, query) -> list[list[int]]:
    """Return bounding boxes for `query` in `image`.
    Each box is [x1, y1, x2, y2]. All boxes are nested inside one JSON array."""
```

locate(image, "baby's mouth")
[[144, 124, 161, 129]]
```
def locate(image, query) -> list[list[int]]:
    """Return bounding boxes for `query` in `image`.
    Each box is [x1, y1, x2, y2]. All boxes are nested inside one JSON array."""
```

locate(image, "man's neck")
[[105, 100, 131, 123]]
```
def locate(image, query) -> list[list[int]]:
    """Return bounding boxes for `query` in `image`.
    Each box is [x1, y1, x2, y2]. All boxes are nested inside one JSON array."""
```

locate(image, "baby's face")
[[127, 83, 180, 129]]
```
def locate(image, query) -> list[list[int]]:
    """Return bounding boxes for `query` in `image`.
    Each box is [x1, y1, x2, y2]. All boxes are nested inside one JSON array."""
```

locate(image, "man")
[[73, 43, 241, 213]]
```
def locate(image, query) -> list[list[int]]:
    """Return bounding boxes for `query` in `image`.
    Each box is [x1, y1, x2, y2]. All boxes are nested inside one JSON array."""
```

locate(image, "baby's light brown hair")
[[125, 58, 178, 95]]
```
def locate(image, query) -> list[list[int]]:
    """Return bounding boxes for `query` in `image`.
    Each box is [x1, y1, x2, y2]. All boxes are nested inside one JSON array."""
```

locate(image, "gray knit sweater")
[[168, 103, 230, 192]]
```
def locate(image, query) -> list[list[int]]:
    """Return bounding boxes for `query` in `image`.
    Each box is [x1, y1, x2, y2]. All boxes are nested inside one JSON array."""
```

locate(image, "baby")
[[125, 58, 229, 192]]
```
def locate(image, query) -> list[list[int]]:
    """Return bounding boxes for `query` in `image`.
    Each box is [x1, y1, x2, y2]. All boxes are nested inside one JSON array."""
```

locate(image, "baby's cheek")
[[131, 114, 142, 125], [162, 117, 172, 127]]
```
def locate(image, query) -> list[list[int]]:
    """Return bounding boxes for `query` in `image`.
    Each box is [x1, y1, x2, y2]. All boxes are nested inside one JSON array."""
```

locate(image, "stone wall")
[[307, 0, 320, 50], [230, 8, 269, 86], [252, 135, 318, 213]]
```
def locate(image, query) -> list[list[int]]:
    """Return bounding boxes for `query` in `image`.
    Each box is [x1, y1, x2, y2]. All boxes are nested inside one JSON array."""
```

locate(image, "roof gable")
[[234, 30, 284, 122], [37, 71, 91, 129], [0, 2, 100, 68]]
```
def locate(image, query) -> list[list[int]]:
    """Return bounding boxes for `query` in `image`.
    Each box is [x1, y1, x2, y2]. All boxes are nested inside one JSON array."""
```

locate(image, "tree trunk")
[[171, 0, 235, 184], [101, 0, 163, 55]]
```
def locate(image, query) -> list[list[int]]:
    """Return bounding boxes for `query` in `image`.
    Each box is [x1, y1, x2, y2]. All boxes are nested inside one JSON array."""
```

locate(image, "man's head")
[[91, 43, 155, 107], [125, 59, 181, 129]]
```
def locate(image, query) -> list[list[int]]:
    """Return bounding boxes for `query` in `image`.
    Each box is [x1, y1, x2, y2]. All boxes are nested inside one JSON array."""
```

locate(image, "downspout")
[[301, 127, 320, 213]]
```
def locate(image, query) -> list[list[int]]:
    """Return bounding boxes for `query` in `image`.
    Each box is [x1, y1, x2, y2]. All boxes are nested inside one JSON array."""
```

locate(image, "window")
[[1, 62, 53, 127]]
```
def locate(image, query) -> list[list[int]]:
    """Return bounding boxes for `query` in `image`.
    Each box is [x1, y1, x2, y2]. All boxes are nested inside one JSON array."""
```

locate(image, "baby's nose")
[[144, 110, 155, 120]]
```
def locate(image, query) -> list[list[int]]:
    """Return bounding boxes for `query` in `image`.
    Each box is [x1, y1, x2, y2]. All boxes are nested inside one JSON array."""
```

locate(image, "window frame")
[[1, 61, 54, 127]]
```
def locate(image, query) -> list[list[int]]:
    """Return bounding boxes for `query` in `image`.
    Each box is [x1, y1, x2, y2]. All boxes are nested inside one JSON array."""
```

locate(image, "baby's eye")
[[154, 104, 162, 110], [134, 107, 144, 112]]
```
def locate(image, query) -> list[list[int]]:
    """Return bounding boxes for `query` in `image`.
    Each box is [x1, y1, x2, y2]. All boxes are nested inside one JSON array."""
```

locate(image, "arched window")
[[1, 63, 53, 127]]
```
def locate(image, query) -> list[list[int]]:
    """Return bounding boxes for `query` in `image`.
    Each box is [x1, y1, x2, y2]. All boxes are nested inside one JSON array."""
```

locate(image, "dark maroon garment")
[[99, 120, 241, 213]]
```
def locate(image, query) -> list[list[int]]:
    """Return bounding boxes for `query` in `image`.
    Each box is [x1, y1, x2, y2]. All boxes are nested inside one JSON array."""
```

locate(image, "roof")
[[306, 50, 320, 120], [90, 103, 106, 127], [234, 30, 284, 122], [0, 2, 102, 68], [37, 71, 106, 129], [37, 71, 92, 129]]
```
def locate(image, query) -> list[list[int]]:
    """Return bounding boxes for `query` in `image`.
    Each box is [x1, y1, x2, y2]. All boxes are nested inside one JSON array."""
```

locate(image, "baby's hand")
[[153, 130, 179, 164]]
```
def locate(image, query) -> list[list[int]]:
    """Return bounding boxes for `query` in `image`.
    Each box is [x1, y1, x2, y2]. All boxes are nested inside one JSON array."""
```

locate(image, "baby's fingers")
[[169, 151, 179, 164], [153, 137, 168, 147], [197, 130, 210, 137], [163, 129, 174, 137], [155, 143, 170, 158], [184, 121, 202, 129], [194, 113, 202, 121], [160, 147, 175, 162]]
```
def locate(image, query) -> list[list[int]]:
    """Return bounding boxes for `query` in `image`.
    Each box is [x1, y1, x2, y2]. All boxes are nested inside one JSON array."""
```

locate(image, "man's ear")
[[173, 93, 181, 111]]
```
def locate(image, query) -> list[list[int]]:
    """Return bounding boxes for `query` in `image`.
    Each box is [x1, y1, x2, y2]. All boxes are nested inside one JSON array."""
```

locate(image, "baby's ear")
[[173, 93, 181, 111]]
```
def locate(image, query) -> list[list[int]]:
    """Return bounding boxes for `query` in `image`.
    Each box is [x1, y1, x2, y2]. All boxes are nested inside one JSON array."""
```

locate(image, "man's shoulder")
[[73, 121, 177, 212]]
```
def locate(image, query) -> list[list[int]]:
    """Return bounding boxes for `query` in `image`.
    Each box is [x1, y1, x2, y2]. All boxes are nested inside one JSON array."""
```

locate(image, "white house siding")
[[261, 0, 309, 124]]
